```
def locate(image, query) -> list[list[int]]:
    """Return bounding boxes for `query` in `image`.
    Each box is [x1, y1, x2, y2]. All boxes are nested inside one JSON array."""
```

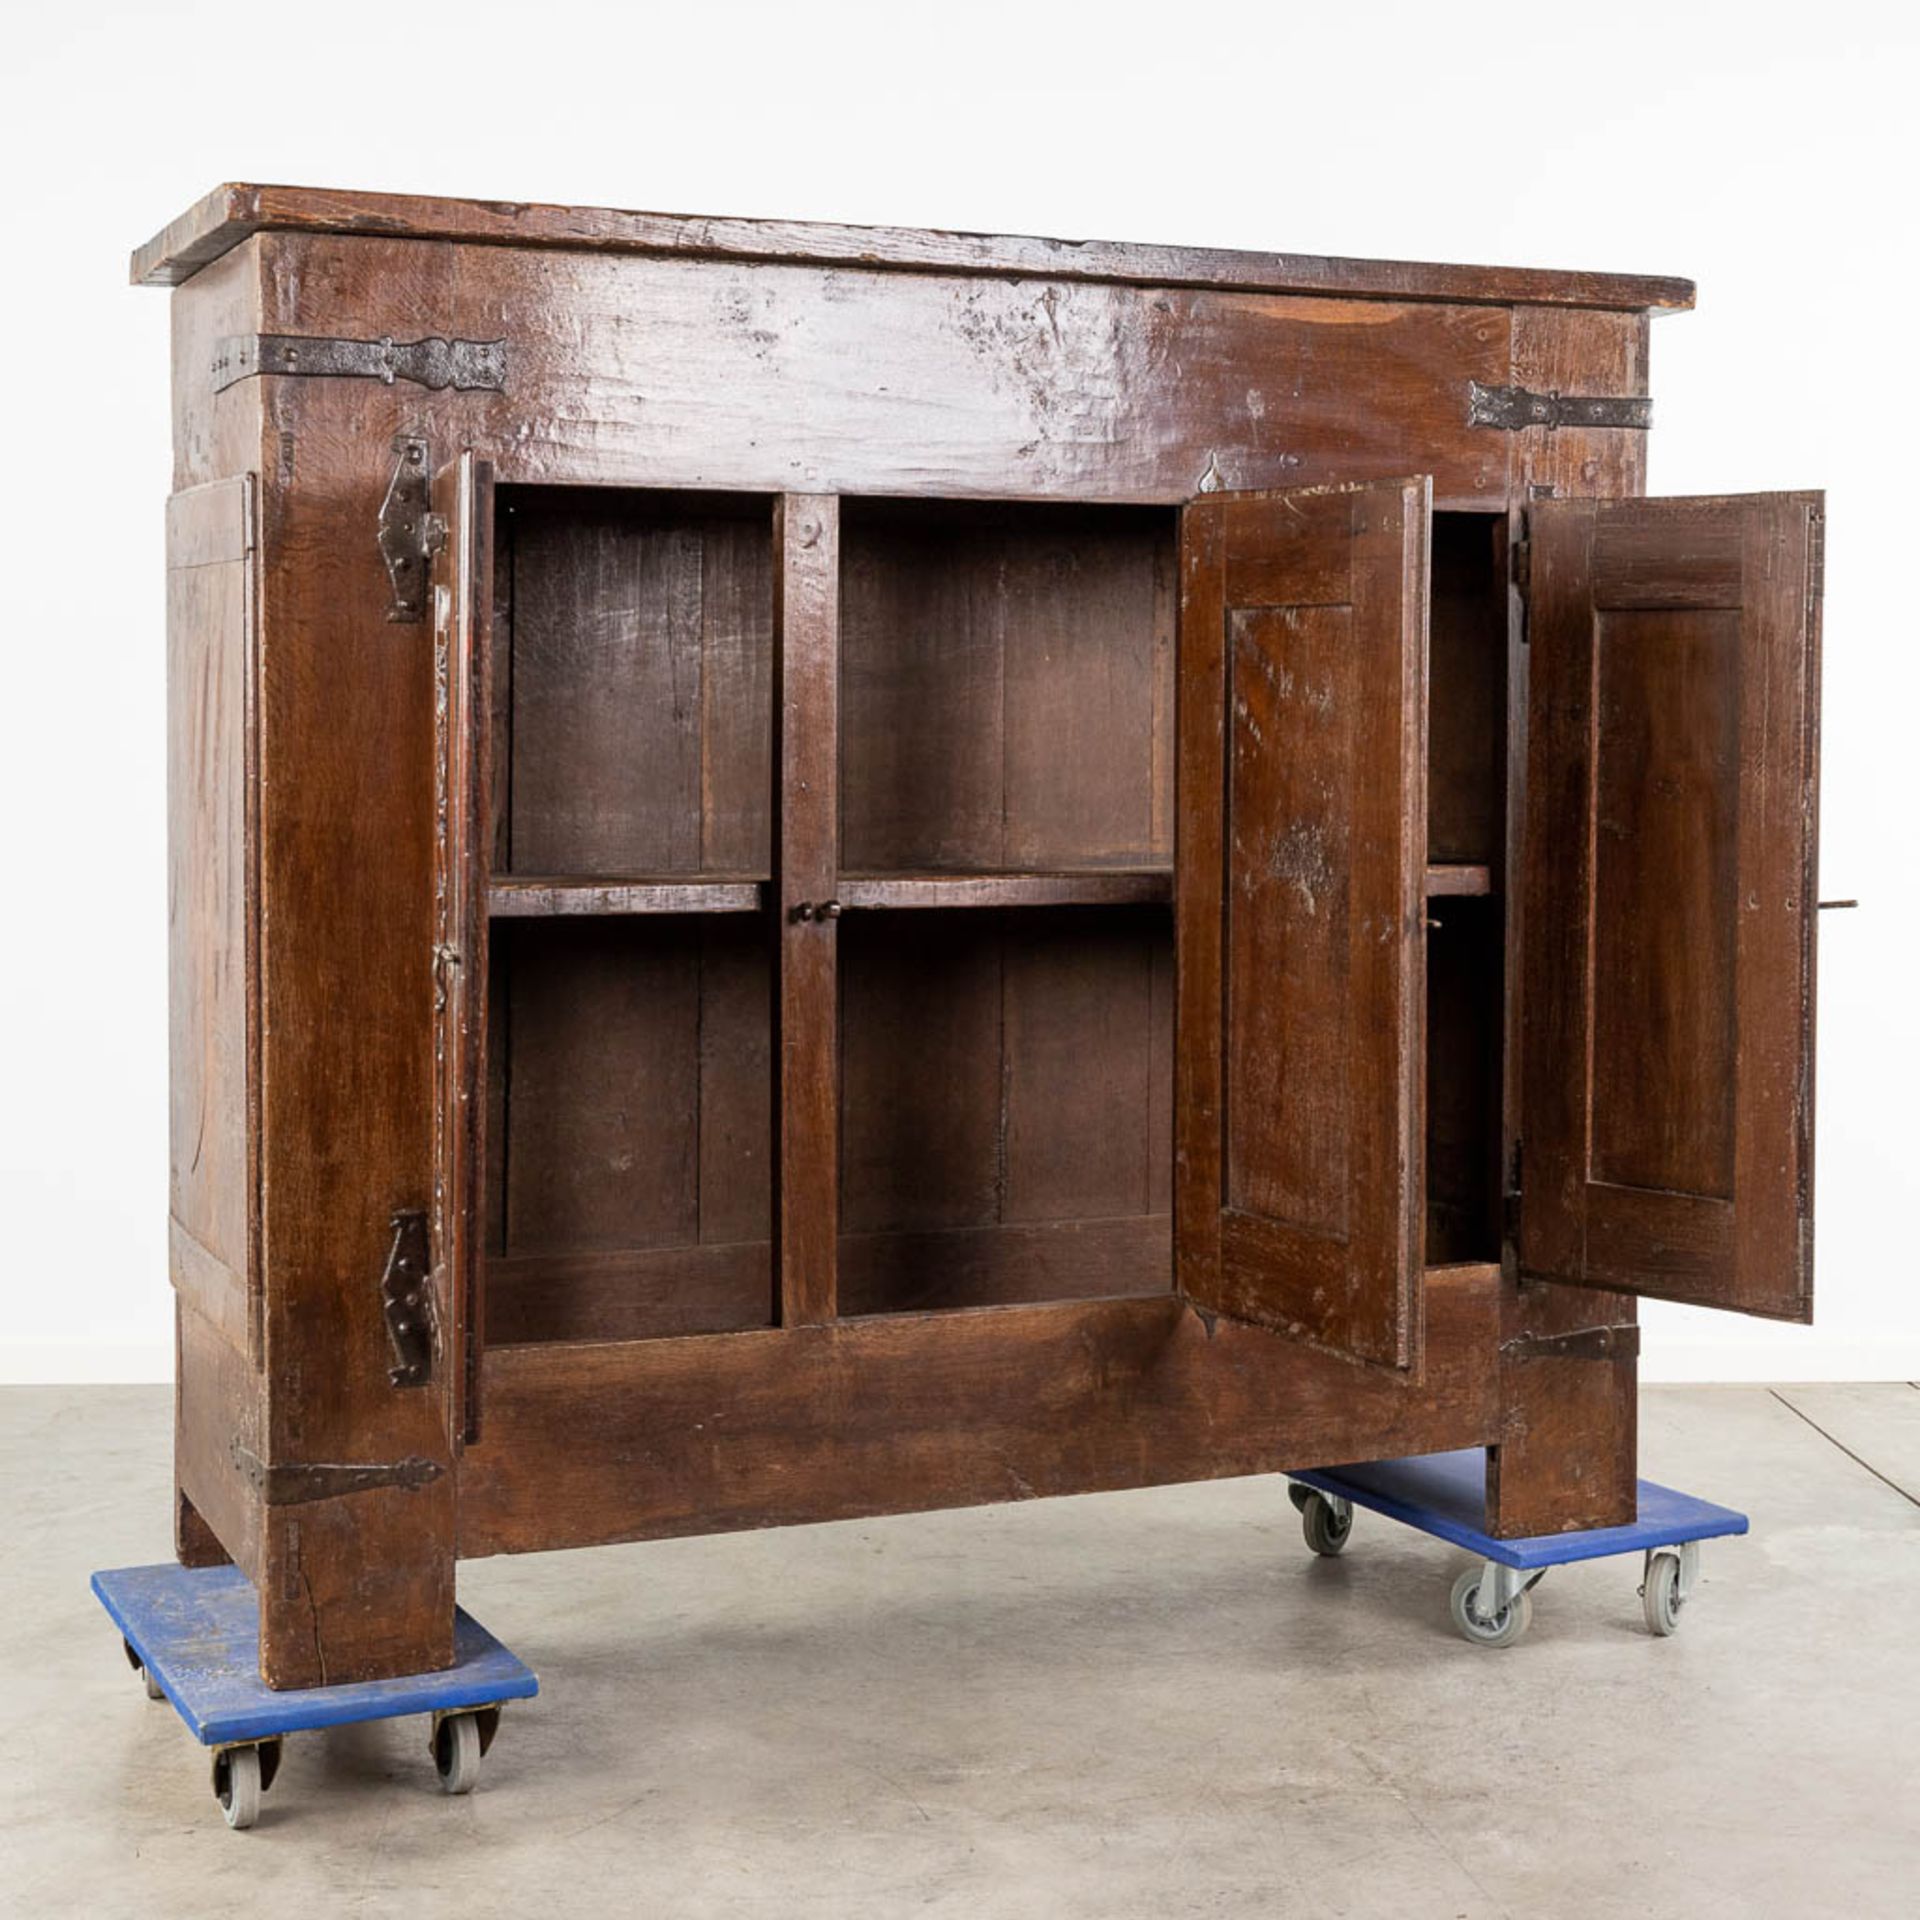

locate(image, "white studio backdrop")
[[1, 1, 1914, 1383]]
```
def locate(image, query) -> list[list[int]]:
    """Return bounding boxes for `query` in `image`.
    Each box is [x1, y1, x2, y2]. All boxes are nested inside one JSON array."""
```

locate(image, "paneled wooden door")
[[1518, 492, 1824, 1320], [1174, 477, 1431, 1375]]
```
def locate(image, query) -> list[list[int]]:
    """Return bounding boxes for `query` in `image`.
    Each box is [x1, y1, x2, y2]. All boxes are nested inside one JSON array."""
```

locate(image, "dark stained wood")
[[133, 183, 1697, 313], [840, 503, 1172, 872], [1520, 494, 1823, 1320], [237, 232, 1519, 509], [773, 495, 840, 1326], [498, 492, 771, 876], [458, 1265, 1503, 1558], [841, 870, 1171, 910], [1176, 480, 1428, 1373], [489, 876, 765, 916], [432, 453, 493, 1446], [146, 184, 1819, 1682]]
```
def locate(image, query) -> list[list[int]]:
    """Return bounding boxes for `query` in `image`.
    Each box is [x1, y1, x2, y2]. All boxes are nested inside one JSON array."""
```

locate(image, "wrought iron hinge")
[[382, 1208, 435, 1388], [1468, 382, 1652, 432], [1501, 1324, 1642, 1364], [211, 333, 507, 395], [230, 1441, 444, 1506], [379, 436, 445, 624]]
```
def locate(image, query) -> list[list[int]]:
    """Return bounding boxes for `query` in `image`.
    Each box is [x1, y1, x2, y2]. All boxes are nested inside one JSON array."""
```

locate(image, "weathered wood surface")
[[1520, 493, 1823, 1321], [458, 1266, 1503, 1557], [133, 182, 1696, 313], [233, 233, 1517, 509], [1176, 480, 1428, 1374]]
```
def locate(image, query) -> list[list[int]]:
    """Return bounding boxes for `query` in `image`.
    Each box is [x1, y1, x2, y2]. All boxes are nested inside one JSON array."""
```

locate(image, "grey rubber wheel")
[[1642, 1553, 1685, 1637], [214, 1745, 261, 1830], [434, 1712, 482, 1795], [1449, 1568, 1533, 1648], [141, 1664, 165, 1701], [1300, 1491, 1353, 1557]]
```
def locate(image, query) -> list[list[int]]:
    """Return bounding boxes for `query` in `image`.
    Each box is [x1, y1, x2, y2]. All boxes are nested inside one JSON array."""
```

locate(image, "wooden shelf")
[[490, 875, 767, 918], [840, 870, 1172, 911], [1424, 863, 1494, 898], [489, 865, 1492, 917]]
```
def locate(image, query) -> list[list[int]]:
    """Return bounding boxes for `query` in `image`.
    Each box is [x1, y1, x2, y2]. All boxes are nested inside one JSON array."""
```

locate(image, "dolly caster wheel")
[[213, 1744, 263, 1830], [433, 1710, 483, 1795], [122, 1638, 164, 1699], [1449, 1566, 1534, 1648], [1298, 1490, 1354, 1557], [1640, 1543, 1698, 1637]]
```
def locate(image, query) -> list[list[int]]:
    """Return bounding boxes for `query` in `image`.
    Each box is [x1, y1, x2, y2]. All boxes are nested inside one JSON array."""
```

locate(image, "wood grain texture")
[[773, 495, 840, 1326], [1176, 481, 1428, 1373], [432, 454, 493, 1446], [132, 183, 1696, 312], [499, 492, 771, 875], [489, 876, 765, 916], [457, 1266, 1504, 1558], [1520, 493, 1822, 1320], [840, 503, 1172, 871], [166, 476, 258, 1361], [241, 233, 1517, 509]]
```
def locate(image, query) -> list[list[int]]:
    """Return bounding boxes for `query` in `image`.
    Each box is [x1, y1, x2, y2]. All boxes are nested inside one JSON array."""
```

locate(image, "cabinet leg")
[[1486, 1277, 1637, 1537], [257, 1494, 457, 1690], [175, 1486, 232, 1569]]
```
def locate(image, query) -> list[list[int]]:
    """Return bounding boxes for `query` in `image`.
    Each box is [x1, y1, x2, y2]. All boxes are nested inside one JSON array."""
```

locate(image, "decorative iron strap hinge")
[[379, 436, 444, 624], [230, 1442, 445, 1506], [382, 1208, 435, 1387], [210, 333, 507, 395], [1468, 381, 1653, 432], [1500, 1325, 1643, 1364]]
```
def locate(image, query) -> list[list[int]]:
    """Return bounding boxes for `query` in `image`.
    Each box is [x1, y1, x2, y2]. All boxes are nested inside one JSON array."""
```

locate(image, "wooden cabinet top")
[[133, 181, 1695, 313]]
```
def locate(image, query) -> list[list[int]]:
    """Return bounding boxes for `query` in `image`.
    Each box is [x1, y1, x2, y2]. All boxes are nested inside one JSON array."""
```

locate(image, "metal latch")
[[381, 1208, 435, 1388], [230, 1442, 443, 1506], [1468, 382, 1653, 432], [211, 333, 507, 395], [1500, 1324, 1642, 1364], [379, 436, 445, 624]]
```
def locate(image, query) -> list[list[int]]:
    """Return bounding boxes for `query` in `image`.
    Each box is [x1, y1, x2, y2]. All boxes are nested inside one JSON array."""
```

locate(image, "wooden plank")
[[773, 495, 840, 1326], [166, 476, 257, 1359], [487, 1241, 773, 1345], [133, 183, 1696, 312], [1424, 864, 1492, 898], [840, 1216, 1170, 1316], [456, 1266, 1503, 1558], [244, 233, 1517, 509], [1177, 480, 1429, 1373], [489, 876, 766, 916], [1520, 493, 1823, 1321], [500, 918, 701, 1255], [840, 871, 1171, 910]]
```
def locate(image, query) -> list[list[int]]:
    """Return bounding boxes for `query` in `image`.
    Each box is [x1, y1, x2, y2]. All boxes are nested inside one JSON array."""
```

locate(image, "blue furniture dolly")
[[1285, 1448, 1748, 1647], [93, 1563, 538, 1828]]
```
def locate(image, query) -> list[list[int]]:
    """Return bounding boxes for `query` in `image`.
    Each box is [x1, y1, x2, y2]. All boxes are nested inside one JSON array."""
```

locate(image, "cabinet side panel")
[[166, 477, 258, 1358]]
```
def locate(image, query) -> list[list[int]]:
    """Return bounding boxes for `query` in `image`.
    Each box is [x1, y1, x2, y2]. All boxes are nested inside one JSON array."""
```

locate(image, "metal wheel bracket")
[[1467, 1560, 1545, 1625], [1640, 1540, 1700, 1603]]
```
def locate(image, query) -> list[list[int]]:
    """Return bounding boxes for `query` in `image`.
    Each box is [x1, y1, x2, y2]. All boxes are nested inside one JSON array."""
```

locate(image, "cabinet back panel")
[[1425, 894, 1503, 1264], [484, 915, 771, 1343], [1427, 513, 1508, 866], [839, 908, 1173, 1310], [840, 502, 1175, 872], [497, 490, 772, 876]]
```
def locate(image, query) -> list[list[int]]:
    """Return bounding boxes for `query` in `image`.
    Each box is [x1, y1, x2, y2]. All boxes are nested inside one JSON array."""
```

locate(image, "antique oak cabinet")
[[140, 184, 1823, 1687]]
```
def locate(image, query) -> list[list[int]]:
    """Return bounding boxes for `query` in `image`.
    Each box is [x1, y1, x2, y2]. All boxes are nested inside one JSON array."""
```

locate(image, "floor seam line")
[[1768, 1389, 1920, 1510]]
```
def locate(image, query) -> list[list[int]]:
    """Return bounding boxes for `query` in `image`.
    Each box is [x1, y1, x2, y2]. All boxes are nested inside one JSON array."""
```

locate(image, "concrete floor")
[[2, 1386, 1916, 1918]]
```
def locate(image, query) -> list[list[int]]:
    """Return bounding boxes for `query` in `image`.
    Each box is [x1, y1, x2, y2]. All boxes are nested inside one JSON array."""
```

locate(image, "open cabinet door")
[[1175, 478, 1429, 1374], [1519, 493, 1823, 1320], [430, 451, 495, 1442]]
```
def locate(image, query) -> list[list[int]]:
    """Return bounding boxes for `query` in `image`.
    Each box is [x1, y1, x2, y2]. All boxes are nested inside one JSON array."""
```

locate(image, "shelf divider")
[[489, 875, 766, 917]]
